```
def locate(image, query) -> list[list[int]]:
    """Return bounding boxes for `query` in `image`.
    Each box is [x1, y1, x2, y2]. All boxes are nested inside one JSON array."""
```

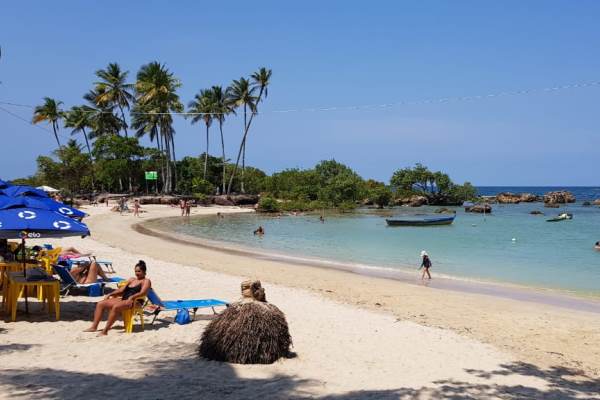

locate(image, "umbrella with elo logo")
[[0, 200, 90, 274], [0, 201, 90, 314]]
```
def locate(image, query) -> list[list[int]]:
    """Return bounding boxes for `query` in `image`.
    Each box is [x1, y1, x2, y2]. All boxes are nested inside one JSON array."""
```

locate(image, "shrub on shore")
[[257, 196, 280, 213]]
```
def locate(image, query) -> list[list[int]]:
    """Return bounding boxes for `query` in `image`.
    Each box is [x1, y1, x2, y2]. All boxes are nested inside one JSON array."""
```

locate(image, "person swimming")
[[253, 226, 265, 235]]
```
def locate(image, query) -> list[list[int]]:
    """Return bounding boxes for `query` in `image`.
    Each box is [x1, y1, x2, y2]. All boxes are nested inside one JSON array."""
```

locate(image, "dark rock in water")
[[582, 201, 592, 207], [544, 202, 560, 208], [530, 210, 544, 215], [434, 207, 456, 214], [465, 204, 492, 213], [543, 191, 575, 204]]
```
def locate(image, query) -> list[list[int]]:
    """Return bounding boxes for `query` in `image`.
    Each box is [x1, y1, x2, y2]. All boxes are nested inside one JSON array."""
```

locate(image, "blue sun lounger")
[[145, 288, 228, 324], [53, 264, 124, 296]]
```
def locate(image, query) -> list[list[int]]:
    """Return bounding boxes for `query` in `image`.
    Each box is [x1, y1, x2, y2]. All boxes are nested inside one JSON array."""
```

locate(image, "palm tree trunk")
[[118, 104, 128, 138], [204, 123, 209, 180], [155, 136, 162, 194], [52, 122, 62, 148], [171, 134, 177, 192], [219, 119, 226, 195], [241, 105, 247, 194], [82, 127, 95, 191], [226, 109, 257, 194]]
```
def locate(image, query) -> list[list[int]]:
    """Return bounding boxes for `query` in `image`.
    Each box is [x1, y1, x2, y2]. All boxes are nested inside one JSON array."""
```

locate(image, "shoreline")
[[80, 204, 600, 378], [136, 215, 600, 314]]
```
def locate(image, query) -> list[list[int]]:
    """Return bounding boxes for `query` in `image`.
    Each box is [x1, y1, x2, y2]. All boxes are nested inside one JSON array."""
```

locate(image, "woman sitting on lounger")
[[85, 260, 151, 336]]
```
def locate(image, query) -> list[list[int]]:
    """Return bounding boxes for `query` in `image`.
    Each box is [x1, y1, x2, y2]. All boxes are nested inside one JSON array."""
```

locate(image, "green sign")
[[145, 171, 158, 180]]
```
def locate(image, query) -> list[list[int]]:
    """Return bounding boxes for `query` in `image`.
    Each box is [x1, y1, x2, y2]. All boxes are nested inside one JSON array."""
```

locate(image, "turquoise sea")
[[149, 187, 600, 297]]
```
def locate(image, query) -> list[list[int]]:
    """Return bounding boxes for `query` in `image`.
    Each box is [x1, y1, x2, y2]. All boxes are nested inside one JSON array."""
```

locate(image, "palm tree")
[[135, 62, 183, 193], [252, 67, 272, 103], [211, 86, 235, 194], [64, 105, 96, 190], [226, 68, 272, 194], [64, 105, 94, 156], [32, 97, 64, 148], [83, 90, 122, 138], [226, 78, 257, 194], [94, 63, 134, 137], [188, 89, 214, 179]]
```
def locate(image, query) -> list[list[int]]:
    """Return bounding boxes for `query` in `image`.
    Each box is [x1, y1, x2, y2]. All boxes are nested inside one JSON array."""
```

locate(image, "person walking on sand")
[[185, 200, 191, 217], [180, 199, 186, 216], [133, 199, 141, 217], [419, 250, 432, 280]]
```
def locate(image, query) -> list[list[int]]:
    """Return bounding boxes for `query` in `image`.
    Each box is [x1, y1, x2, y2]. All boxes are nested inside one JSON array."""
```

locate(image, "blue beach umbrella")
[[0, 207, 90, 239], [0, 179, 10, 189], [0, 204, 91, 313], [1, 185, 49, 198], [21, 196, 87, 219]]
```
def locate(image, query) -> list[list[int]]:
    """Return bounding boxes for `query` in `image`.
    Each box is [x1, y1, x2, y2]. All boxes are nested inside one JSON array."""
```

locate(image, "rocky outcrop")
[[496, 192, 540, 204], [209, 194, 259, 206], [211, 196, 235, 206], [394, 195, 429, 207], [543, 191, 575, 204], [137, 196, 180, 205], [582, 201, 591, 207], [496, 193, 521, 204], [465, 204, 492, 213], [593, 199, 600, 206]]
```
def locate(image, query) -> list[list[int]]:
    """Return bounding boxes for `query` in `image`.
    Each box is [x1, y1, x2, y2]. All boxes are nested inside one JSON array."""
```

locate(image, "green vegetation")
[[390, 163, 477, 205], [31, 61, 271, 195], [22, 62, 476, 210]]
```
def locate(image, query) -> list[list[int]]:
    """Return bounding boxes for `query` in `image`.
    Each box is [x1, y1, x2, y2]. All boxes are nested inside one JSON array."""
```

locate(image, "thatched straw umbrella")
[[199, 280, 292, 364]]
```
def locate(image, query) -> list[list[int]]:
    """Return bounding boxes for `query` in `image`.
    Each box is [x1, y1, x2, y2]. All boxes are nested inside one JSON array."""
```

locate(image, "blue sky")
[[1, 1, 599, 185]]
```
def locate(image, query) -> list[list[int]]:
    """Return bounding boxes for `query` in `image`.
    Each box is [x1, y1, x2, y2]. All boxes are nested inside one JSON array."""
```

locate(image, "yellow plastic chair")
[[122, 298, 146, 333], [116, 281, 146, 333]]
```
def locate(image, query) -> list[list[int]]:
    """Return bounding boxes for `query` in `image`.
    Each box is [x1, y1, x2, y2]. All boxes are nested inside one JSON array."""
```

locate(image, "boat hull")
[[386, 216, 455, 226]]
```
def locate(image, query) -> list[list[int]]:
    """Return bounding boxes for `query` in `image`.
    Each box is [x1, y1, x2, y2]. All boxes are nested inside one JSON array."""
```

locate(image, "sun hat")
[[420, 250, 428, 257]]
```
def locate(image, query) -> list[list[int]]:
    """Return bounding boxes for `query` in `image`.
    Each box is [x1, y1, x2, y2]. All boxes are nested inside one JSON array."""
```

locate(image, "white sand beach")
[[1, 204, 599, 399]]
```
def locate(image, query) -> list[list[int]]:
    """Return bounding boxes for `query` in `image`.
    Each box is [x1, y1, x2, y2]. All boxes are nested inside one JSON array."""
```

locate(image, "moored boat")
[[386, 215, 455, 226], [546, 212, 573, 222]]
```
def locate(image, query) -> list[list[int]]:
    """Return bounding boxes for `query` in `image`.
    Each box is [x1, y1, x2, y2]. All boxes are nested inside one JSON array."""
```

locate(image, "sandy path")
[[0, 204, 598, 399]]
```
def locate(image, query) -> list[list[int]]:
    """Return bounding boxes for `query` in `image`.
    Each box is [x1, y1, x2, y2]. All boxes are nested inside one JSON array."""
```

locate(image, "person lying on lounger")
[[59, 246, 92, 259], [85, 260, 151, 336], [69, 261, 110, 284]]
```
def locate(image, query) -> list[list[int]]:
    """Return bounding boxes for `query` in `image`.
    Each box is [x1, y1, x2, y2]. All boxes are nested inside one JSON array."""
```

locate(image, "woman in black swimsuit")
[[85, 260, 151, 336]]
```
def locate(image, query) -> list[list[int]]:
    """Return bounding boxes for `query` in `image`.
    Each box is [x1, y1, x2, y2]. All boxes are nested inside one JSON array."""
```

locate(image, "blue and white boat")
[[386, 214, 456, 226]]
